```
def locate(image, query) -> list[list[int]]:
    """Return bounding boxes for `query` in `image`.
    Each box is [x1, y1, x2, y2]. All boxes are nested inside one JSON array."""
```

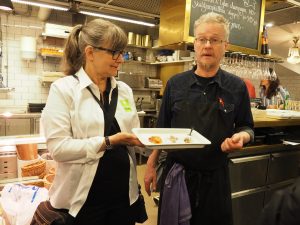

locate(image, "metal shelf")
[[0, 87, 15, 93]]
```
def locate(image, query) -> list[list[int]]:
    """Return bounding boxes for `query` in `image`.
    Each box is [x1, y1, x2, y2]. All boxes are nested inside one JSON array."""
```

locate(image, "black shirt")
[[157, 68, 254, 139]]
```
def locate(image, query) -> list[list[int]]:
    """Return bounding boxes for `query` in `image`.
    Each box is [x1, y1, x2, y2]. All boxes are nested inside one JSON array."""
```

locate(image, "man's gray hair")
[[194, 12, 230, 41]]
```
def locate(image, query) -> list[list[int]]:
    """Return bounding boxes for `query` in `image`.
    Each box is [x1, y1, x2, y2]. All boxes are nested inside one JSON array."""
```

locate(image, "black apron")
[[159, 84, 234, 225], [72, 78, 132, 225]]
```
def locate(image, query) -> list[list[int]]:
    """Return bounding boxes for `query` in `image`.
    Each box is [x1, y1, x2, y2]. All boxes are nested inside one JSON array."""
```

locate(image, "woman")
[[40, 19, 144, 225], [260, 77, 287, 109]]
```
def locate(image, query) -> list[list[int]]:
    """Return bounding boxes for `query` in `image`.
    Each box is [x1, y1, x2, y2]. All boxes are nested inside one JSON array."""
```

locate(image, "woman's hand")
[[109, 132, 144, 147]]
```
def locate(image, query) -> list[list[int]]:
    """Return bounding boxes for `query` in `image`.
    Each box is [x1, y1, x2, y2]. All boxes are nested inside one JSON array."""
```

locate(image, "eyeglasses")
[[195, 38, 226, 46], [92, 46, 124, 60]]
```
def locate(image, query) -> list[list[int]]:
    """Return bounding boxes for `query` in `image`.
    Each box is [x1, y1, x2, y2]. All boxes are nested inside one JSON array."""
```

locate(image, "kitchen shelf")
[[127, 44, 151, 49], [0, 87, 15, 93], [147, 59, 194, 64], [124, 59, 193, 65], [40, 53, 63, 59], [41, 32, 68, 39]]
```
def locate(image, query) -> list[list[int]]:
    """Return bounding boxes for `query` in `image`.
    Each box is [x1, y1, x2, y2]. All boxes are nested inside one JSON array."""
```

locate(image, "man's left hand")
[[221, 132, 250, 153]]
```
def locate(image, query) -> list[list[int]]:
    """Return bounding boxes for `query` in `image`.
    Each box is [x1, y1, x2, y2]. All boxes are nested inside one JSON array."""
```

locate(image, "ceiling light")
[[80, 10, 156, 27], [287, 37, 300, 64], [11, 0, 68, 11], [0, 0, 14, 11]]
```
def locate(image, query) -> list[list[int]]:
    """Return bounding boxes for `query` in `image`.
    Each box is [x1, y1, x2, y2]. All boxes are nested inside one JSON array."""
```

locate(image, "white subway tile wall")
[[0, 5, 158, 112]]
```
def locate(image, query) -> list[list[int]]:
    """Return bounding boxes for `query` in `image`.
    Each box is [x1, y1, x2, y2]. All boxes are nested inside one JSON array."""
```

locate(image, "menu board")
[[189, 0, 263, 51]]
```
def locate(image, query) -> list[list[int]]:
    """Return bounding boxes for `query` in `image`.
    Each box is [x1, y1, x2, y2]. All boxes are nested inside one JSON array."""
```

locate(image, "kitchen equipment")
[[142, 35, 151, 47], [145, 77, 163, 89], [28, 103, 46, 113], [128, 32, 136, 45], [135, 34, 142, 46], [118, 72, 144, 88]]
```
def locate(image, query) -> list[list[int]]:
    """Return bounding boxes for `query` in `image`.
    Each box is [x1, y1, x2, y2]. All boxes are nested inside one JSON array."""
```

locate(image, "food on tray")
[[184, 136, 192, 143], [169, 135, 178, 143], [148, 136, 163, 144]]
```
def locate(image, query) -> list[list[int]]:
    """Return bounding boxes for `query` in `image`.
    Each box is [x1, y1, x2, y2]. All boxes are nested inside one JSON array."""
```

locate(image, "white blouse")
[[41, 67, 140, 217]]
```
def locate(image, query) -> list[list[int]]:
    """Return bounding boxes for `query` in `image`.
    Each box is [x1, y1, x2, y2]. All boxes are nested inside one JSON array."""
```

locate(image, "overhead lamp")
[[11, 0, 156, 27], [0, 0, 14, 11], [11, 0, 68, 11], [80, 10, 156, 27], [287, 37, 300, 64]]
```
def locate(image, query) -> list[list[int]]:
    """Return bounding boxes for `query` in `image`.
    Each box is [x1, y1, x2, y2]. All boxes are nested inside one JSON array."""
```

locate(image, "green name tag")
[[120, 99, 132, 112]]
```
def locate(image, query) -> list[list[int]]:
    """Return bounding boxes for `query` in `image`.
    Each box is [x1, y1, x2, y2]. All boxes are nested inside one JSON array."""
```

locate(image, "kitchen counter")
[[253, 109, 300, 127], [0, 113, 41, 119], [0, 135, 45, 147]]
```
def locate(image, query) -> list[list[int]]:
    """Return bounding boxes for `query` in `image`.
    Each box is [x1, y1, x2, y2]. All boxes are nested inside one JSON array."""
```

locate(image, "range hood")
[[157, 0, 193, 50]]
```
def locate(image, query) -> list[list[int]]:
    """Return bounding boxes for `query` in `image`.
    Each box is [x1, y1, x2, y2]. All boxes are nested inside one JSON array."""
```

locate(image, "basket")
[[44, 173, 55, 190], [21, 160, 46, 177], [16, 143, 38, 160]]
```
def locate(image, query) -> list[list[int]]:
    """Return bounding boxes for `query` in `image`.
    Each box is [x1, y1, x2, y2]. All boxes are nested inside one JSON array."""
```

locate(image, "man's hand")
[[144, 149, 160, 196], [221, 131, 250, 153]]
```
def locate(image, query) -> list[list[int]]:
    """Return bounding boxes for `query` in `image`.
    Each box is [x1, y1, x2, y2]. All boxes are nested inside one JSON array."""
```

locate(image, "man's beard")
[[199, 62, 215, 72]]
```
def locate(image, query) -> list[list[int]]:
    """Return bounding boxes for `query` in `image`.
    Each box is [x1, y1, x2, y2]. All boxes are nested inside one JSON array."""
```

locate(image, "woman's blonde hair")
[[62, 19, 127, 75], [194, 12, 230, 41]]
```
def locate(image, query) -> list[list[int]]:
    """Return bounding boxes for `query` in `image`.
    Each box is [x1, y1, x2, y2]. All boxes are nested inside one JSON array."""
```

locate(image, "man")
[[144, 12, 254, 225]]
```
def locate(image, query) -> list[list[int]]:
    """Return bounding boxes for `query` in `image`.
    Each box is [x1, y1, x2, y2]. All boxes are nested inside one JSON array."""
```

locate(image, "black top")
[[157, 68, 254, 138]]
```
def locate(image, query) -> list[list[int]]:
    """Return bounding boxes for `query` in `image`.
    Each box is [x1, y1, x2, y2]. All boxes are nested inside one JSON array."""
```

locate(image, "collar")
[[189, 68, 223, 88], [75, 67, 118, 91]]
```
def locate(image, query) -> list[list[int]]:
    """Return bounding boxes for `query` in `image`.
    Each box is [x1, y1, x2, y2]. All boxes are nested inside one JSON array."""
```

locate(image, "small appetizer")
[[148, 136, 163, 144]]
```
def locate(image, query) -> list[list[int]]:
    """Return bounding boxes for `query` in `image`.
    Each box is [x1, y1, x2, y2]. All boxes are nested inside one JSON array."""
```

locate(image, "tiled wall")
[[0, 5, 158, 112]]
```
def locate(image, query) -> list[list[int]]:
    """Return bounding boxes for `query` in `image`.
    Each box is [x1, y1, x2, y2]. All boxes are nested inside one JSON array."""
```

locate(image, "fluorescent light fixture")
[[11, 0, 68, 11], [80, 10, 156, 27], [0, 0, 14, 11], [265, 23, 273, 28]]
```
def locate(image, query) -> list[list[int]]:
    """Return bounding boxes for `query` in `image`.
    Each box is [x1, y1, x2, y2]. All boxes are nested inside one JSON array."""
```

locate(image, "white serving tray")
[[132, 128, 211, 150]]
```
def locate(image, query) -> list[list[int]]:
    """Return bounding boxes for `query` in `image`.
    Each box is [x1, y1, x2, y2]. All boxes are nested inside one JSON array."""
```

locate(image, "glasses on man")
[[195, 38, 226, 46], [92, 46, 124, 60]]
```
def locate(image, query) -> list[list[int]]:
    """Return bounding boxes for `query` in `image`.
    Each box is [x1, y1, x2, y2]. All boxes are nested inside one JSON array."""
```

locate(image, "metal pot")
[[128, 32, 136, 45]]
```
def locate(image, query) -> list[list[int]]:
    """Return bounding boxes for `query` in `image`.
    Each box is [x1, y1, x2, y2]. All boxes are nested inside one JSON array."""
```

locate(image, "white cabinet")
[[5, 118, 31, 136]]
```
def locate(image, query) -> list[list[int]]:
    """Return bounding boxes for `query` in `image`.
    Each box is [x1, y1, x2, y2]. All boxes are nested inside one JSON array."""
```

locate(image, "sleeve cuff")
[[86, 136, 105, 161]]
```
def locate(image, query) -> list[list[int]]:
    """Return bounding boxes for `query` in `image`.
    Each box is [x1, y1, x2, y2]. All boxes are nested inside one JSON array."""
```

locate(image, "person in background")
[[243, 78, 256, 99], [39, 19, 144, 225], [259, 76, 287, 109], [259, 177, 300, 225], [144, 12, 254, 225]]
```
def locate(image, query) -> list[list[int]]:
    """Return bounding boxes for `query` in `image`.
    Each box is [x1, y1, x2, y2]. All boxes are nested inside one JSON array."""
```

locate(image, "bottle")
[[284, 89, 290, 110], [261, 25, 269, 55]]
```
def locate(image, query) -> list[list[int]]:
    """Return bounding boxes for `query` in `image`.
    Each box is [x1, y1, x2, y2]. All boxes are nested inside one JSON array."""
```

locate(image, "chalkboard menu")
[[189, 0, 263, 51]]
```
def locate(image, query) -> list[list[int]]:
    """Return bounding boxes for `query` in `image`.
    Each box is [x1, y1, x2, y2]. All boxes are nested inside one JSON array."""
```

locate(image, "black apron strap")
[[72, 74, 118, 136]]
